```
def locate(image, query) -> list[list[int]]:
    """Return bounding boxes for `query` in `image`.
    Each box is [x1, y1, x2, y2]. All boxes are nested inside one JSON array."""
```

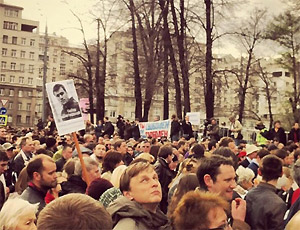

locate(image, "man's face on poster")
[[54, 87, 69, 105]]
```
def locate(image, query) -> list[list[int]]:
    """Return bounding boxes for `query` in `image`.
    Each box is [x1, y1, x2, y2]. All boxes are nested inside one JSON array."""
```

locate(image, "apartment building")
[[0, 0, 40, 127]]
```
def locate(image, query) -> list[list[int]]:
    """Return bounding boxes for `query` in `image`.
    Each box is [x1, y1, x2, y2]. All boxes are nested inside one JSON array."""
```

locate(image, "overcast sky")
[[6, 0, 288, 56]]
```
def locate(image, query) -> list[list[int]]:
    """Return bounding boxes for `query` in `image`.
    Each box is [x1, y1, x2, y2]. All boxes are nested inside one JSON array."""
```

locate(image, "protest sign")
[[139, 120, 171, 139], [186, 112, 201, 125], [46, 80, 85, 136]]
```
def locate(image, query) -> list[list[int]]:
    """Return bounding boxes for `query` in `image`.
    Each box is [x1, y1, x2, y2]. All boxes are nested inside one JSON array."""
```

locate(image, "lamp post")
[[42, 24, 48, 122]]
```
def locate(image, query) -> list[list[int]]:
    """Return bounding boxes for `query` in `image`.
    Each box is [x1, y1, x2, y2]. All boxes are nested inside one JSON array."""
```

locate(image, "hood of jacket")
[[107, 196, 170, 230]]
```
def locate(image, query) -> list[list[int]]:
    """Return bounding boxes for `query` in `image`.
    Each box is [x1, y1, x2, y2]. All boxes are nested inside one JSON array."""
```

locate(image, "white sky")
[[6, 0, 288, 56]]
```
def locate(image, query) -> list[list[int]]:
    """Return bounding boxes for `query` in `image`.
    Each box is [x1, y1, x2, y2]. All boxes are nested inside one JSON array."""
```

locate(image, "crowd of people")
[[1, 115, 300, 230]]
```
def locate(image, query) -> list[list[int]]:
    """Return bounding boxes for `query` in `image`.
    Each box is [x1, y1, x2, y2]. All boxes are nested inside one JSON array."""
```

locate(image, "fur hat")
[[86, 178, 113, 200]]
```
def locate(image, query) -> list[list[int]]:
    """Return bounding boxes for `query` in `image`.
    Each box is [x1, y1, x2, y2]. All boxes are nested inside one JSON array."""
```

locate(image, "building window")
[[17, 115, 21, 123], [21, 38, 26, 45], [9, 89, 14, 96], [19, 77, 24, 84], [3, 35, 8, 43], [18, 90, 23, 97], [60, 64, 66, 75], [26, 103, 31, 111], [52, 67, 56, 75], [3, 21, 18, 30], [12, 36, 17, 45], [10, 62, 16, 70], [0, 74, 5, 82], [28, 77, 33, 85], [4, 9, 18, 17], [29, 65, 34, 73], [26, 116, 30, 124], [2, 48, 7, 56], [9, 75, 15, 83], [20, 64, 25, 72], [36, 104, 41, 113], [30, 39, 35, 46], [29, 52, 34, 60], [20, 51, 25, 58], [18, 102, 22, 110], [1, 61, 6, 69], [0, 89, 4, 96], [28, 91, 32, 97], [11, 49, 16, 57], [8, 102, 12, 109]]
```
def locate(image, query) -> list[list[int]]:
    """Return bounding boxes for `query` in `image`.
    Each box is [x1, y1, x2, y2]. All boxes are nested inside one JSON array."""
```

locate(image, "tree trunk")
[[170, 0, 190, 114], [130, 0, 142, 121], [204, 0, 214, 119]]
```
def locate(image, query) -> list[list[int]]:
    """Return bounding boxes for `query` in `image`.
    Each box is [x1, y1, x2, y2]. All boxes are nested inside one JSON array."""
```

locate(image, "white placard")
[[186, 112, 201, 125], [46, 80, 85, 135]]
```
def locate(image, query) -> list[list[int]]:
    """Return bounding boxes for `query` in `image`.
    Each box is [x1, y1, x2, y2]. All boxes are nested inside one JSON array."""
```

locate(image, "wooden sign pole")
[[72, 132, 91, 186]]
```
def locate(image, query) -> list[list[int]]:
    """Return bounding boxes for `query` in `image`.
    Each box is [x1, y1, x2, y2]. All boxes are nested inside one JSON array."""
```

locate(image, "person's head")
[[0, 127, 6, 138], [114, 140, 127, 155], [168, 174, 199, 216], [177, 140, 187, 151], [219, 137, 237, 154], [26, 154, 57, 190], [74, 157, 101, 183], [256, 149, 270, 165], [190, 144, 205, 159], [63, 158, 78, 179], [120, 162, 162, 212], [158, 144, 173, 163], [185, 115, 189, 122], [86, 178, 113, 200], [20, 137, 34, 154], [111, 165, 127, 188], [245, 144, 259, 160], [3, 142, 15, 159], [171, 114, 178, 121], [197, 155, 236, 201], [62, 144, 73, 160], [53, 84, 69, 105], [93, 144, 106, 158], [102, 151, 124, 173], [0, 150, 9, 175], [37, 194, 112, 230], [229, 116, 235, 123], [0, 198, 38, 230], [274, 120, 281, 129], [235, 166, 254, 190], [172, 191, 230, 230], [213, 147, 239, 170], [83, 134, 94, 144], [294, 122, 299, 130], [141, 141, 151, 153], [210, 118, 217, 125], [275, 149, 293, 166], [259, 155, 283, 182], [208, 140, 217, 151]]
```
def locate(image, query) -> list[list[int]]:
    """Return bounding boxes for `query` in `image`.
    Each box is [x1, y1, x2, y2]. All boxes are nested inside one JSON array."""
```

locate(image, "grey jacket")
[[245, 182, 287, 230], [107, 196, 171, 230]]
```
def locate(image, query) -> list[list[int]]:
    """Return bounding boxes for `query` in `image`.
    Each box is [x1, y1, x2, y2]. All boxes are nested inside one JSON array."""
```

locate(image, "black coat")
[[103, 121, 114, 138], [269, 128, 286, 145], [182, 120, 193, 140], [154, 157, 175, 213], [60, 175, 87, 196], [288, 128, 300, 143]]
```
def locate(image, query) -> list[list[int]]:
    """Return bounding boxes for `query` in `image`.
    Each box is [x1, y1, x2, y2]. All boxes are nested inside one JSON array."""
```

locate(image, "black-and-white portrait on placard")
[[52, 83, 81, 121], [46, 80, 85, 136]]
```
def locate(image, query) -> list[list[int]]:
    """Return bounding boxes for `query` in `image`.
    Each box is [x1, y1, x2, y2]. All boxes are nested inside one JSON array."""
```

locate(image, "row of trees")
[[62, 0, 300, 126]]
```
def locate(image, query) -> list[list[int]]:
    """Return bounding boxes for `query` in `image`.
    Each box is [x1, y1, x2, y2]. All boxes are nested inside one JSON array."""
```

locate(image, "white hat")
[[246, 144, 259, 155]]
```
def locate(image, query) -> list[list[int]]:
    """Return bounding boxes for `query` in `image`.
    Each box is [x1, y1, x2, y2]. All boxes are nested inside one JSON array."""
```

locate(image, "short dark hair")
[[260, 155, 282, 182], [218, 137, 234, 147], [0, 150, 9, 162], [197, 155, 234, 190], [275, 149, 289, 160], [113, 139, 125, 150], [257, 149, 270, 159], [102, 151, 123, 173], [53, 84, 66, 94], [37, 194, 112, 230], [27, 154, 54, 180], [158, 144, 173, 159], [213, 147, 238, 170], [208, 140, 217, 151], [190, 144, 204, 159]]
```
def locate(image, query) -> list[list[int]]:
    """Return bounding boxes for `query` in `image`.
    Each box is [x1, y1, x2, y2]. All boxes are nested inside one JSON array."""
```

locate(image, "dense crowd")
[[1, 114, 300, 230]]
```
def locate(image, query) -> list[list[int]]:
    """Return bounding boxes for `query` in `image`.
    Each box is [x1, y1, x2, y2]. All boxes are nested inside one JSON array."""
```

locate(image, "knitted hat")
[[86, 178, 113, 200]]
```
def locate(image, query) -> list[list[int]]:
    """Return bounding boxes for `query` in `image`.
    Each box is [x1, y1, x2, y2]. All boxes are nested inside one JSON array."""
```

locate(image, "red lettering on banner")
[[145, 130, 168, 138]]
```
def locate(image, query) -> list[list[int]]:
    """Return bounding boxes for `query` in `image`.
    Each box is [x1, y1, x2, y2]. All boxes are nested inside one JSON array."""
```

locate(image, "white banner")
[[139, 120, 171, 139]]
